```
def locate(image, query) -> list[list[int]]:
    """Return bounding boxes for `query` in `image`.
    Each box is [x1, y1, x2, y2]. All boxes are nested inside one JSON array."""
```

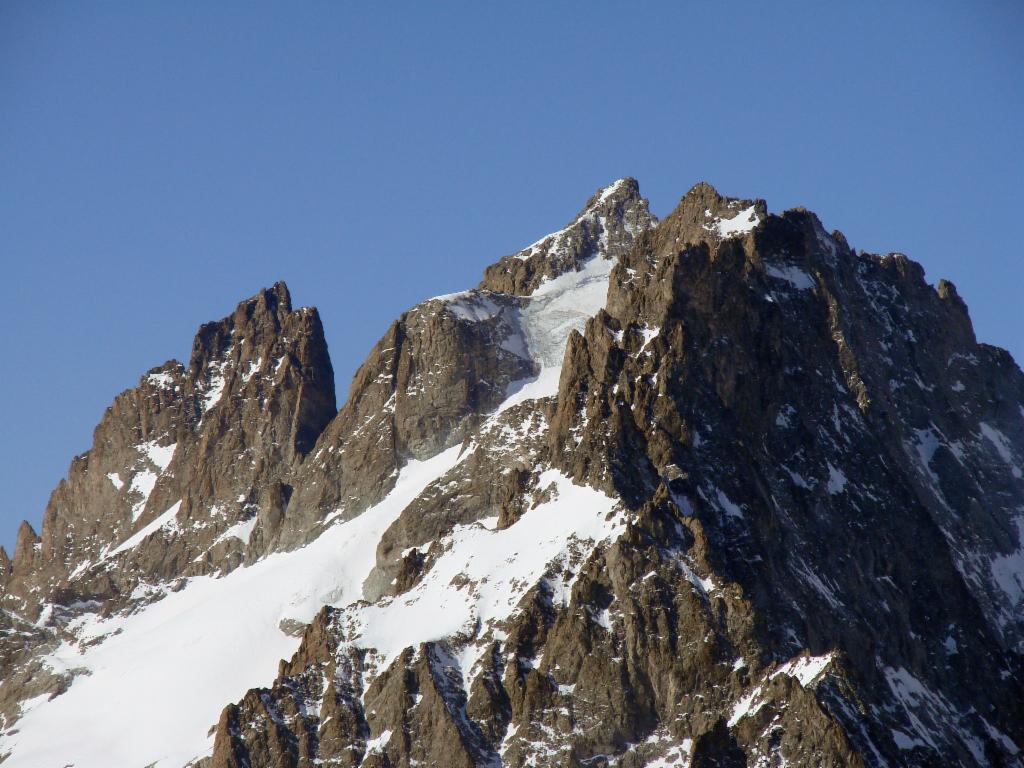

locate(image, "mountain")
[[0, 178, 1021, 768]]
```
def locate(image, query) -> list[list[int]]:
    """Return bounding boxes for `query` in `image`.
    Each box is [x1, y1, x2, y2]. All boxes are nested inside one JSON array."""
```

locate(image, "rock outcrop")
[[0, 179, 1021, 768]]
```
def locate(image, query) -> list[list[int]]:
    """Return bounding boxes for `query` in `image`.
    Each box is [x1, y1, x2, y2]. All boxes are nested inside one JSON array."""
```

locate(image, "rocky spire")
[[0, 281, 338, 624], [186, 279, 336, 458], [10, 521, 39, 577]]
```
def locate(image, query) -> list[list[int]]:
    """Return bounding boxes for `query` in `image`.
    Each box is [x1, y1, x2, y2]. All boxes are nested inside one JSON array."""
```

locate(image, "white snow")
[[7, 184, 638, 768], [241, 357, 263, 384], [892, 728, 927, 750], [364, 729, 392, 754], [783, 466, 813, 490], [106, 472, 123, 490], [728, 685, 766, 726], [141, 440, 176, 473], [714, 489, 744, 519], [598, 178, 627, 203], [514, 180, 625, 261], [765, 264, 816, 290], [125, 441, 177, 520], [199, 355, 231, 415], [518, 250, 615, 370], [473, 248, 617, 412], [495, 374, 559, 417], [146, 372, 176, 389], [883, 666, 942, 751], [441, 293, 504, 323], [2, 445, 468, 768], [910, 427, 943, 487], [352, 468, 621, 688], [428, 288, 472, 303], [202, 372, 227, 413], [15, 693, 51, 719], [990, 514, 1024, 605], [826, 463, 847, 494], [639, 325, 660, 349], [794, 558, 842, 609], [433, 187, 624, 407], [775, 404, 796, 428], [128, 469, 158, 521], [771, 652, 835, 686], [213, 516, 258, 547], [705, 205, 760, 239], [728, 652, 834, 728], [644, 739, 693, 768], [108, 500, 182, 558], [979, 422, 1022, 478]]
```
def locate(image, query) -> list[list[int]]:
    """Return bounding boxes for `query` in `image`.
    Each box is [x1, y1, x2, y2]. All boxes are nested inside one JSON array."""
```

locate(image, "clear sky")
[[1, 2, 1021, 551]]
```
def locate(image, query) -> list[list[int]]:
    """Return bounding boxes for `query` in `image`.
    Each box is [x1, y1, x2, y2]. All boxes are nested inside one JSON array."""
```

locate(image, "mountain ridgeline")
[[0, 179, 1021, 768]]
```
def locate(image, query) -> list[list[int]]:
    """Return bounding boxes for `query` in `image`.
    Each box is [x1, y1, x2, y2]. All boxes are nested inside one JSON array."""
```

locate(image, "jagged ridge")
[[0, 179, 1021, 768]]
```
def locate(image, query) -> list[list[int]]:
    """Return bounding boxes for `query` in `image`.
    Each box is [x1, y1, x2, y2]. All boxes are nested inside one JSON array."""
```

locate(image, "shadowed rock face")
[[1, 180, 1022, 768]]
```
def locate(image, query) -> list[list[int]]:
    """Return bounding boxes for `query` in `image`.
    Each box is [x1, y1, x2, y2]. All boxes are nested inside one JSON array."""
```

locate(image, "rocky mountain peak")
[[0, 180, 1021, 768], [575, 176, 643, 217], [479, 178, 656, 295], [0, 280, 338, 630], [185, 279, 335, 450], [656, 180, 768, 248]]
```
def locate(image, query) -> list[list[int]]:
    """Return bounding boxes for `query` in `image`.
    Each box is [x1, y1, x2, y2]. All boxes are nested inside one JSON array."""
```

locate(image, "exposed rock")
[[1, 179, 1021, 768]]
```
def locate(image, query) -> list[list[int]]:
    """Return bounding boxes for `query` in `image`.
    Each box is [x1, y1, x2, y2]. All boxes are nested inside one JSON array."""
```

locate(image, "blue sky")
[[1, 2, 1021, 550]]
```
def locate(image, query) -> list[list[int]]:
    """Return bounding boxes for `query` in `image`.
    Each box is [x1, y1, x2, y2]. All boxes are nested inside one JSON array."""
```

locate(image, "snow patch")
[[826, 463, 847, 494], [128, 469, 158, 522], [146, 372, 176, 389], [783, 465, 813, 490], [728, 685, 766, 726], [705, 205, 760, 239], [214, 517, 258, 547], [522, 250, 615, 366], [639, 324, 660, 349], [202, 373, 226, 412], [365, 729, 392, 754], [241, 357, 263, 384], [141, 440, 176, 473], [109, 500, 182, 558], [979, 422, 1022, 478], [990, 514, 1024, 605], [598, 178, 628, 203], [714, 489, 744, 519], [772, 652, 835, 686], [442, 293, 504, 323], [728, 652, 834, 728], [514, 180, 625, 260], [765, 264, 816, 290]]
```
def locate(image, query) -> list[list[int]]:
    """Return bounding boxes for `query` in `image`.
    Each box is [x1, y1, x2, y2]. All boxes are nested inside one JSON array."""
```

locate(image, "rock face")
[[0, 179, 1021, 768]]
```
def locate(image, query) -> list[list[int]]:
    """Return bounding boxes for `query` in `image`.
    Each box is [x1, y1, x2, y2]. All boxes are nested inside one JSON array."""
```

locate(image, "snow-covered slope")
[[6, 446, 466, 767]]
